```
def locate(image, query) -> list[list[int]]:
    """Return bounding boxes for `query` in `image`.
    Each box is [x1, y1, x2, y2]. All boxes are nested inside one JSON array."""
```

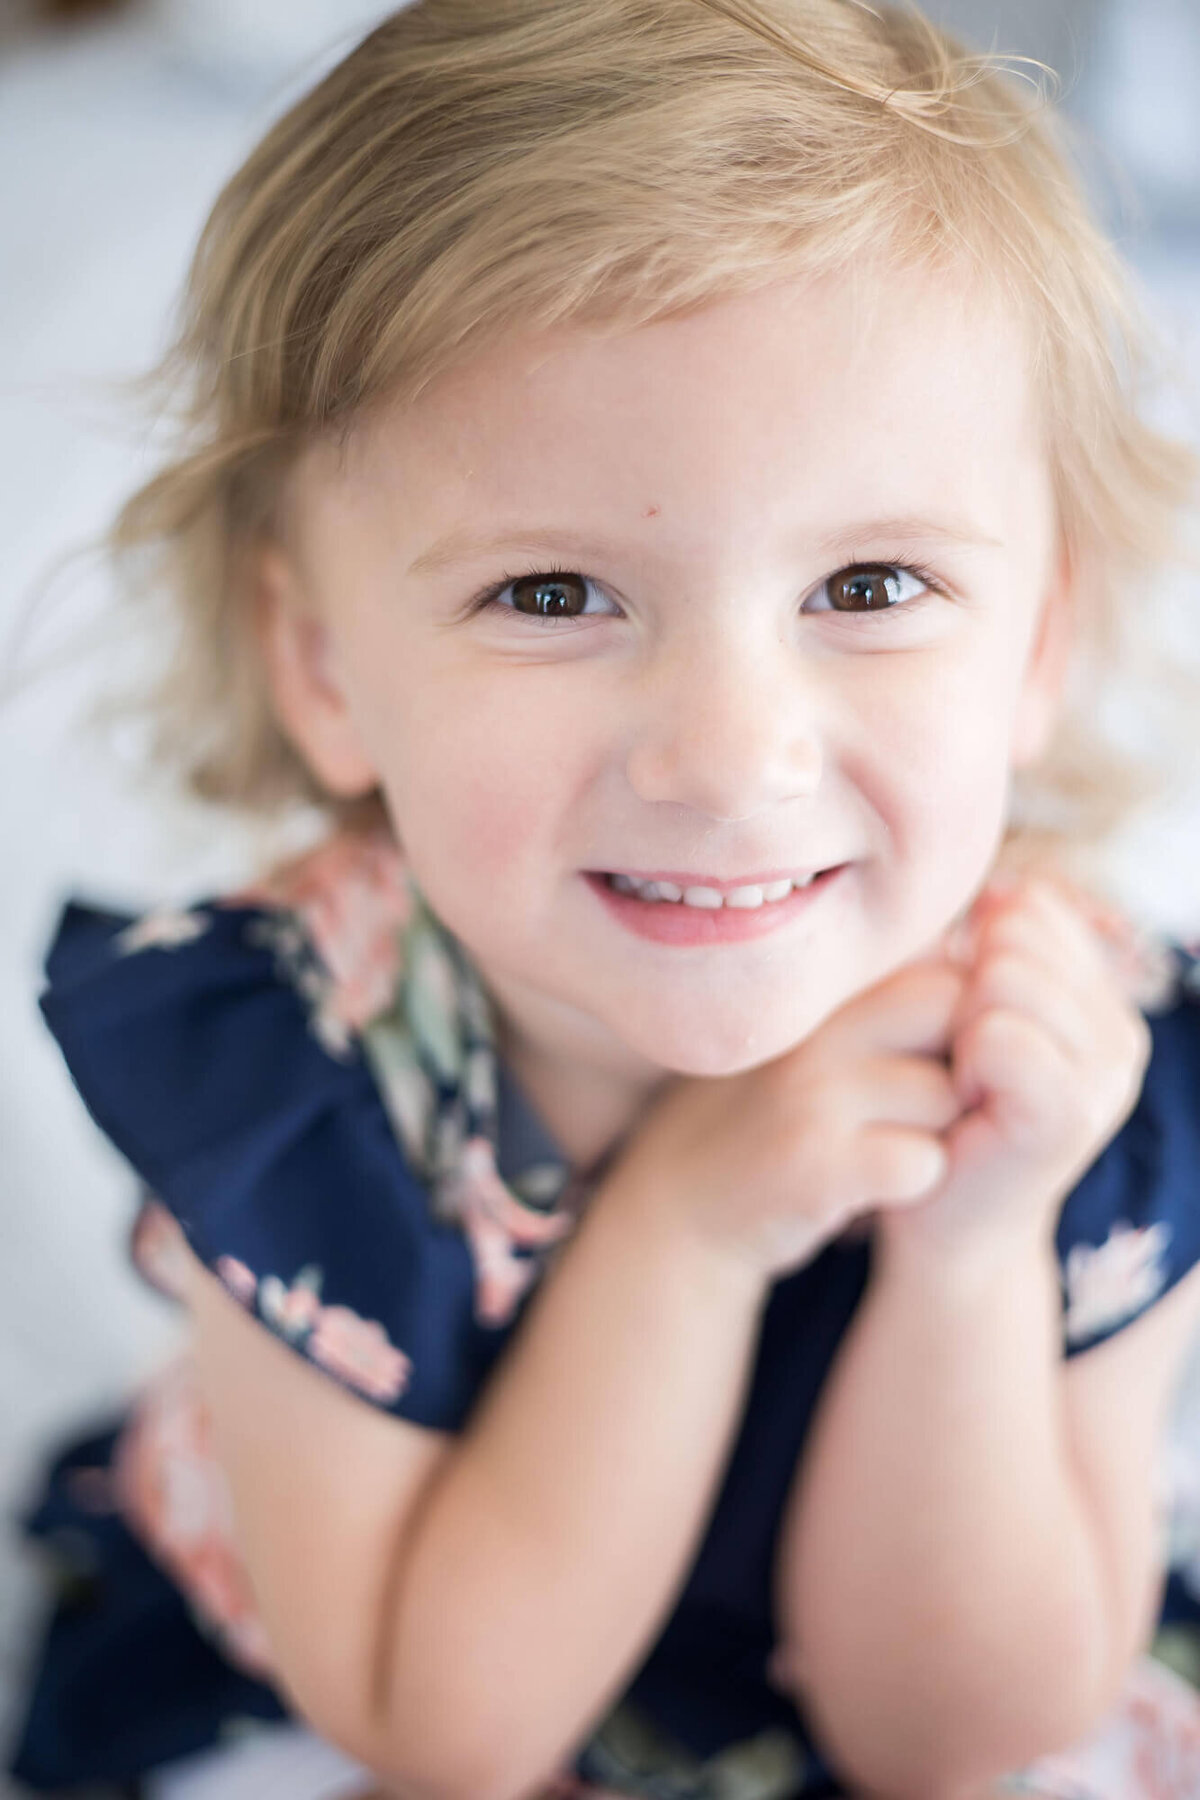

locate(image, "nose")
[[624, 632, 823, 822]]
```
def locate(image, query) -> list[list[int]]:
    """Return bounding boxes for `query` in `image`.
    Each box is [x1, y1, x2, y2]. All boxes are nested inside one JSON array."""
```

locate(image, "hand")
[[611, 957, 966, 1283], [880, 875, 1153, 1264]]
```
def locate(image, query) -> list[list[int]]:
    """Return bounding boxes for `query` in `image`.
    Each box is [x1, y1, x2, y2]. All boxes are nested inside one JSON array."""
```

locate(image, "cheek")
[[854, 652, 1025, 878], [356, 660, 595, 894]]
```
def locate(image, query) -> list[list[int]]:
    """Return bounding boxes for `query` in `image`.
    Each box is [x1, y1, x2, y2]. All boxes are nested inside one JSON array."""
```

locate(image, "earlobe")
[[1011, 549, 1077, 769], [254, 544, 379, 797]]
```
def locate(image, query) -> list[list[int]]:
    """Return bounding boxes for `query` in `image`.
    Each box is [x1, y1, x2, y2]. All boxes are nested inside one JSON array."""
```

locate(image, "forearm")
[[372, 1175, 767, 1799], [776, 1221, 1118, 1800]]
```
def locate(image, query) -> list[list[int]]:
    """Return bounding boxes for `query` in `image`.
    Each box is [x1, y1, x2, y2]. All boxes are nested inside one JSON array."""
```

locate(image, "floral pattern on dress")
[[115, 907, 213, 957], [309, 1306, 414, 1404], [996, 1654, 1200, 1798], [437, 1135, 575, 1326], [1062, 1220, 1173, 1347], [132, 1212, 413, 1408], [110, 1246, 411, 1679], [226, 825, 414, 1041], [568, 1697, 809, 1799], [114, 1359, 277, 1681], [220, 1258, 412, 1405], [219, 823, 580, 1327]]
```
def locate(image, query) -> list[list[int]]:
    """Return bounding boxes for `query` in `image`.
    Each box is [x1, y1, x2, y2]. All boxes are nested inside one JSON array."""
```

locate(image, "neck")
[[489, 987, 668, 1174]]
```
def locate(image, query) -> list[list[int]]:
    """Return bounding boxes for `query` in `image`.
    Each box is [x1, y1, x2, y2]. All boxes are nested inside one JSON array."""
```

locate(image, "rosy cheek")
[[853, 679, 1012, 869], [388, 725, 553, 894]]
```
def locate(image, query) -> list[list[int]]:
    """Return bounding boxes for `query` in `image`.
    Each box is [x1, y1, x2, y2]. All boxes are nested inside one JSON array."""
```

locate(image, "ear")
[[254, 542, 380, 797], [1011, 541, 1077, 769]]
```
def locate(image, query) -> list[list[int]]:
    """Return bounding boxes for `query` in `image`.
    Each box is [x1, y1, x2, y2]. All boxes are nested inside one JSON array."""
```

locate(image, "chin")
[[614, 999, 835, 1080]]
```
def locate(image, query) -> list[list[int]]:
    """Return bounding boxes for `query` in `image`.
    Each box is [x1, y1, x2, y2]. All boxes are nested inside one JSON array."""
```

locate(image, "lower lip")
[[584, 867, 847, 946]]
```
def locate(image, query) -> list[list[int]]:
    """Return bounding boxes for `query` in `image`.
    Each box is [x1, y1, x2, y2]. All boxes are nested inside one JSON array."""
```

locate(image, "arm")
[[773, 1225, 1200, 1800], [772, 876, 1200, 1800], [188, 1162, 767, 1800]]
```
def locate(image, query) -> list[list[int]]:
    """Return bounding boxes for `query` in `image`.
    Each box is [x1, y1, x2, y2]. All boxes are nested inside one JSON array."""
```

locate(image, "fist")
[[884, 875, 1153, 1259], [614, 957, 967, 1284]]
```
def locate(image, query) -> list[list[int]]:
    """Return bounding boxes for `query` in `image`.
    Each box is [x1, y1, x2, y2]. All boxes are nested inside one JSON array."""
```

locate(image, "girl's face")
[[264, 268, 1070, 1083]]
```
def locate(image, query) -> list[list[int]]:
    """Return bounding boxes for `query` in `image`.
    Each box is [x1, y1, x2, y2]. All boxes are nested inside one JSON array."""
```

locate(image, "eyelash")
[[469, 559, 947, 624]]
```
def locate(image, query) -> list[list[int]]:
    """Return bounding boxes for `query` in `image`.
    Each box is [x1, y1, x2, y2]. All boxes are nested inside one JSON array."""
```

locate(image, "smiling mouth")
[[598, 871, 827, 910]]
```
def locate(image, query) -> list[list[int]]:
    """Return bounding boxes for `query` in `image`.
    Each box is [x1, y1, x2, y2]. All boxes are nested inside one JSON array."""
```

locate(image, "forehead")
[[308, 266, 1047, 553]]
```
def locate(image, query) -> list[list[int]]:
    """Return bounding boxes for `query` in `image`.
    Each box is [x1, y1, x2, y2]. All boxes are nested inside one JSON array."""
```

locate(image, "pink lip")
[[584, 865, 847, 946]]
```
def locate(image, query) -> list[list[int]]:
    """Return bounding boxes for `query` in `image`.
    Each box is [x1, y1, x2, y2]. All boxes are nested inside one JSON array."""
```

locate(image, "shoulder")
[[40, 826, 575, 1427], [40, 828, 412, 1210]]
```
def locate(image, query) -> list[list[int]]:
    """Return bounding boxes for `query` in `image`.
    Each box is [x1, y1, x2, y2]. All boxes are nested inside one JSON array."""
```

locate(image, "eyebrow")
[[407, 514, 1003, 578], [817, 516, 1004, 554]]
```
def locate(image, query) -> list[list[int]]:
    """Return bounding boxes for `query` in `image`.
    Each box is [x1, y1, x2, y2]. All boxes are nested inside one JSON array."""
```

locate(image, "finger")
[[960, 888, 1142, 1071], [972, 878, 1111, 993], [847, 1054, 962, 1133], [952, 946, 1100, 1070], [818, 959, 965, 1060], [952, 1005, 1142, 1153], [953, 1007, 1069, 1144], [854, 1124, 948, 1207]]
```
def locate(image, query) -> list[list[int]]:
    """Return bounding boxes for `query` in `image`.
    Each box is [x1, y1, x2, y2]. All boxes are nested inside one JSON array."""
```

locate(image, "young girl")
[[12, 2, 1200, 1797]]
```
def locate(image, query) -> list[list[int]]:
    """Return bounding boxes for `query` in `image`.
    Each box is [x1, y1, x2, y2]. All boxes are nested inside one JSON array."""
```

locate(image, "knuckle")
[[961, 1003, 1015, 1055], [969, 1006, 1050, 1084], [974, 949, 1032, 1002], [980, 884, 1039, 936]]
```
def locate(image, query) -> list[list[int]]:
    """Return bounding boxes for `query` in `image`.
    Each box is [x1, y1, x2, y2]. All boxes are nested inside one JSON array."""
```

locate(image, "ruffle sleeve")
[[1057, 951, 1200, 1356], [40, 895, 539, 1429]]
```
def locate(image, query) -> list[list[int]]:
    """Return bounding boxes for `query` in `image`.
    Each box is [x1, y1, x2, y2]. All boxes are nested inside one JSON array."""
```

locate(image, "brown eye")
[[509, 572, 590, 618], [825, 565, 904, 612]]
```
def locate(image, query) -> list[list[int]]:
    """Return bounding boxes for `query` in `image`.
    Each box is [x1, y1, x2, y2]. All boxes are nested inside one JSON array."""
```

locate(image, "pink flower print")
[[215, 1254, 257, 1309], [115, 1360, 277, 1681], [115, 908, 212, 957], [1009, 1656, 1200, 1800], [407, 930, 465, 1082], [1063, 1220, 1172, 1346], [227, 826, 413, 1035], [442, 1136, 575, 1327], [259, 1269, 322, 1339], [308, 1306, 412, 1404], [1130, 1674, 1200, 1799]]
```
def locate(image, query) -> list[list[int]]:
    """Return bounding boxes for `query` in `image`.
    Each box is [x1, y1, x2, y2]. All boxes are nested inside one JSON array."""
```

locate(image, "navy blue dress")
[[12, 833, 1200, 1798]]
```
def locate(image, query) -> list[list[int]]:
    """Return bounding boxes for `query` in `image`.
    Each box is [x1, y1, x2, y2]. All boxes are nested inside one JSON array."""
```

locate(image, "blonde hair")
[[113, 0, 1197, 884]]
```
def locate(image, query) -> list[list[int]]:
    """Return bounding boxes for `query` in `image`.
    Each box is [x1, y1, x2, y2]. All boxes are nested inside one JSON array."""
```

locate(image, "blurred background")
[[2, 0, 1200, 1789]]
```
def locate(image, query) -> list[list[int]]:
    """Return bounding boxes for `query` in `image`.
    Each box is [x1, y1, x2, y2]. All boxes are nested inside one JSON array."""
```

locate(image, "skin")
[[259, 264, 1072, 1167]]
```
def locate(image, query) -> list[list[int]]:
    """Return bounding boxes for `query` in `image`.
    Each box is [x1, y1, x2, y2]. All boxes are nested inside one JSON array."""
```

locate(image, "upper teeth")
[[608, 873, 816, 907]]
